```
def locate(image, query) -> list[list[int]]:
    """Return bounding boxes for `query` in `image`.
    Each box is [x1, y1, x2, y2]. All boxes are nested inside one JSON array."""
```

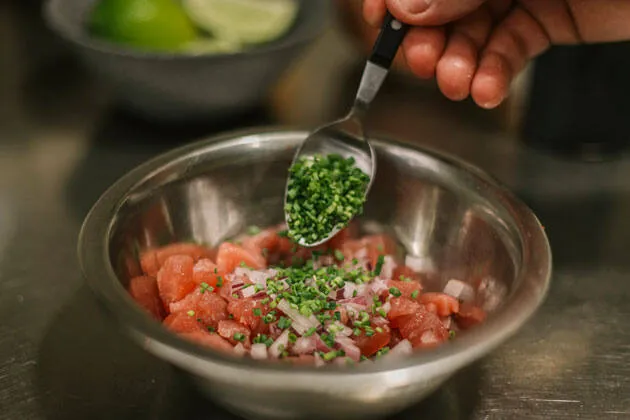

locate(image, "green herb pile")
[[246, 254, 394, 355], [285, 154, 370, 245]]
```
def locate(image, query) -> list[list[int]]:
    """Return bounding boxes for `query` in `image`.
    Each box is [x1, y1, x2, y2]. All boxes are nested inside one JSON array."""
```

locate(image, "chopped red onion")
[[234, 267, 276, 287], [277, 299, 319, 335], [338, 296, 368, 306], [379, 256, 397, 280], [371, 316, 389, 327], [250, 343, 268, 360], [314, 352, 325, 367], [269, 329, 290, 358], [334, 336, 361, 362], [233, 343, 246, 356], [441, 316, 453, 330], [443, 279, 475, 302], [369, 278, 389, 295], [420, 330, 439, 345], [293, 336, 316, 354], [386, 339, 412, 358], [326, 321, 352, 337], [240, 285, 258, 298], [343, 283, 367, 299], [381, 301, 391, 315], [354, 248, 368, 259], [269, 323, 282, 339]]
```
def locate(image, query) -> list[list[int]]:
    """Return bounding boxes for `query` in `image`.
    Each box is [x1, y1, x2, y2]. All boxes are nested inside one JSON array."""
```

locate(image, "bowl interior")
[[45, 0, 326, 58], [109, 132, 524, 317]]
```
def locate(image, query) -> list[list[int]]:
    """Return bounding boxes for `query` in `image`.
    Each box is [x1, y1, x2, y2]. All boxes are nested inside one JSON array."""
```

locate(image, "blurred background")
[[2, 1, 630, 419]]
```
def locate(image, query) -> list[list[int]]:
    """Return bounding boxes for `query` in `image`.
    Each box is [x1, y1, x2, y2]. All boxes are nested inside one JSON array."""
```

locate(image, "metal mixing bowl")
[[79, 129, 551, 420], [43, 0, 329, 121]]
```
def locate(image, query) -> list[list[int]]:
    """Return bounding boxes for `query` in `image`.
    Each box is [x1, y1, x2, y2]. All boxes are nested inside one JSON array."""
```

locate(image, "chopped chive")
[[449, 330, 456, 339], [323, 351, 338, 361], [389, 287, 402, 297], [288, 333, 298, 343], [207, 326, 215, 332], [277, 316, 292, 329], [233, 333, 245, 342], [305, 327, 317, 337], [200, 282, 213, 294], [285, 154, 370, 244], [374, 255, 385, 276], [253, 308, 262, 317], [411, 290, 419, 299], [217, 276, 224, 287], [247, 225, 261, 236], [334, 249, 345, 262]]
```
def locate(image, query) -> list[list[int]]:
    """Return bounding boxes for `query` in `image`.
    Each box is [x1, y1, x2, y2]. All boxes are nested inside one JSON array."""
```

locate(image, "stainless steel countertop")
[[1, 2, 630, 419]]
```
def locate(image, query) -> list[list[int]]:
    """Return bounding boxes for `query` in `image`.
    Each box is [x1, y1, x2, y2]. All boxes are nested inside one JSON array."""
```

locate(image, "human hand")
[[363, 0, 630, 108]]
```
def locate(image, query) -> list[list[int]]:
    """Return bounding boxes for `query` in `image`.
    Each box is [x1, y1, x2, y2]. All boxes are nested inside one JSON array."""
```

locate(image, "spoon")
[[285, 12, 409, 247]]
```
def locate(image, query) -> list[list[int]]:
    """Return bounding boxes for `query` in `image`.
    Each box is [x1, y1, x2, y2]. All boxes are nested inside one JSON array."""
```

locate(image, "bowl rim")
[[78, 127, 552, 378], [42, 0, 331, 61]]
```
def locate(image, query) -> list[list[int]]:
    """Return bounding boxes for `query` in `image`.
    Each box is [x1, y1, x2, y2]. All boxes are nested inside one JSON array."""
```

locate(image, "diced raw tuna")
[[218, 320, 251, 347], [217, 242, 267, 274], [157, 255, 196, 307], [128, 276, 164, 320], [421, 293, 460, 317], [169, 289, 228, 328]]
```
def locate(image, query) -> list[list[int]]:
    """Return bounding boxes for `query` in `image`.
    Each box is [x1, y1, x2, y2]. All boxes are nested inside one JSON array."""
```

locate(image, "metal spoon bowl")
[[285, 13, 409, 246]]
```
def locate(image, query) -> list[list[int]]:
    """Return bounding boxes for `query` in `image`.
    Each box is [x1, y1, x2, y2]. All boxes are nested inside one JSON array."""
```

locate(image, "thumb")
[[386, 0, 487, 26]]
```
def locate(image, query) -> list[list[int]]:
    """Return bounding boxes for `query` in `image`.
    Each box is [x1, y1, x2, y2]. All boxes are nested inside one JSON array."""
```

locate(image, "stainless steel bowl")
[[43, 0, 330, 122], [79, 129, 551, 420]]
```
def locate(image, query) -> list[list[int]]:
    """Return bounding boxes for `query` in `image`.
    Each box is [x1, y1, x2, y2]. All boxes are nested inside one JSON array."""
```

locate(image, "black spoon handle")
[[368, 12, 410, 69]]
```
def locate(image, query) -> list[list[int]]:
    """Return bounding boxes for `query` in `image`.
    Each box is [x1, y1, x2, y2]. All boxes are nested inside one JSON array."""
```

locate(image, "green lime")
[[88, 0, 199, 52], [182, 0, 298, 45]]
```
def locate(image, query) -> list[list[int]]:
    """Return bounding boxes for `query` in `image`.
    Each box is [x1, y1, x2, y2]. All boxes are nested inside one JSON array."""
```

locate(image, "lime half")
[[185, 37, 242, 54], [88, 0, 198, 52], [182, 0, 299, 45]]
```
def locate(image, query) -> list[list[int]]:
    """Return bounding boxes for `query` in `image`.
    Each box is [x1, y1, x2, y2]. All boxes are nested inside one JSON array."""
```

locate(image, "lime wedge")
[[88, 0, 198, 52], [182, 0, 299, 45], [185, 37, 242, 54]]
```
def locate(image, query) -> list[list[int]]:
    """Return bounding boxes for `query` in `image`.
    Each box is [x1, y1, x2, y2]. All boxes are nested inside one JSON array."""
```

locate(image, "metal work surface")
[[1, 2, 629, 419]]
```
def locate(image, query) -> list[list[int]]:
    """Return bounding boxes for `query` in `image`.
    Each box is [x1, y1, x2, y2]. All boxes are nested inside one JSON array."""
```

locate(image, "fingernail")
[[396, 0, 431, 14]]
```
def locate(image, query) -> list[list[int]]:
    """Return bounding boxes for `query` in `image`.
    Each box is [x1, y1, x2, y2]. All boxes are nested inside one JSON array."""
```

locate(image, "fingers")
[[435, 7, 493, 100], [471, 6, 550, 108], [402, 27, 446, 79], [386, 0, 487, 26], [362, 0, 388, 27]]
